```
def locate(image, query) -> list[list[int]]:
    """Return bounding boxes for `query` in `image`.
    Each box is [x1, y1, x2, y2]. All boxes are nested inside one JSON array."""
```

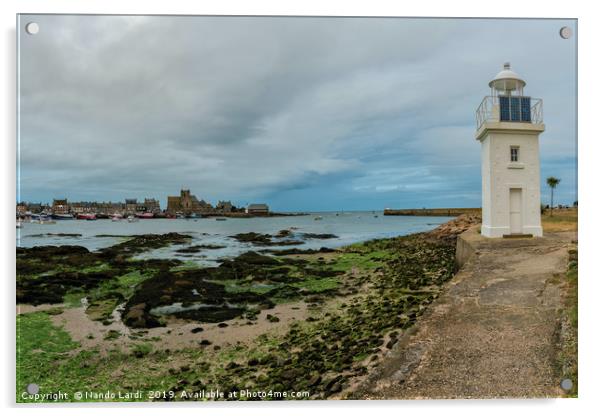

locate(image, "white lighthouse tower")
[[475, 63, 545, 238]]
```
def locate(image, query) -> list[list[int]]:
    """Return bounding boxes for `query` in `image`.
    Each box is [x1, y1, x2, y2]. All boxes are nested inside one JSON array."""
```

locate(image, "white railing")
[[475, 96, 543, 130]]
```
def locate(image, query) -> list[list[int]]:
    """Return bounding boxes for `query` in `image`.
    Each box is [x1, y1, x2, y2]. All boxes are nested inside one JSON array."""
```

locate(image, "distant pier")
[[383, 208, 481, 217]]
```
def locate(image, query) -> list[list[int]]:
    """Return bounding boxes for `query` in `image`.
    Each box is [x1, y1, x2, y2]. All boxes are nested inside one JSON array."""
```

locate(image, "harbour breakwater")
[[384, 208, 481, 217], [16, 215, 480, 401]]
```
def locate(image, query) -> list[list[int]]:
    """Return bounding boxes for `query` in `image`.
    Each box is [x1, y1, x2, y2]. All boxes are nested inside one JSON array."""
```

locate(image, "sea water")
[[16, 212, 453, 266]]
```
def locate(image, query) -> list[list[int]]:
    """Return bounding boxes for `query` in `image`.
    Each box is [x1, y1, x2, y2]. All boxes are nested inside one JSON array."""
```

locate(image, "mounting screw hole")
[[559, 26, 572, 39], [25, 22, 39, 35]]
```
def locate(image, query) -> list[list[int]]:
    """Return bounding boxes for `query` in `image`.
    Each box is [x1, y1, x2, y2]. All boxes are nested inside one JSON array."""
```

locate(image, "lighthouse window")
[[500, 96, 510, 121], [510, 97, 520, 121], [520, 97, 531, 121], [510, 146, 520, 162], [499, 96, 532, 122]]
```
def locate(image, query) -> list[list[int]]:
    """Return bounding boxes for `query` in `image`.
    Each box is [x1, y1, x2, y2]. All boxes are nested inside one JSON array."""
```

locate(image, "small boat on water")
[[16, 220, 23, 228], [215, 217, 227, 221], [51, 213, 74, 220], [111, 214, 123, 222], [135, 212, 154, 219], [36, 215, 56, 224], [314, 216, 323, 221], [77, 213, 97, 220], [127, 215, 139, 223]]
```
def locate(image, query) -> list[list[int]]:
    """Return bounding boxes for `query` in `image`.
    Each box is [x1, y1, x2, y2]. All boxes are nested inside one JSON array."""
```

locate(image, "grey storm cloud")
[[17, 15, 577, 209]]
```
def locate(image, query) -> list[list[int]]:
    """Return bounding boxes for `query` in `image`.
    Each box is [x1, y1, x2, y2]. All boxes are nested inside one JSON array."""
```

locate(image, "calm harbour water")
[[16, 212, 452, 266]]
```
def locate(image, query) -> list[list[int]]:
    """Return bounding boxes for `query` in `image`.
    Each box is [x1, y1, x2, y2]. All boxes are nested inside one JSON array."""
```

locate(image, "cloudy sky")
[[18, 15, 577, 211]]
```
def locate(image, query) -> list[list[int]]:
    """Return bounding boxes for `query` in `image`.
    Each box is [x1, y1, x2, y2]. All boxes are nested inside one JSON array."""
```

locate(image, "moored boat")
[[37, 215, 56, 224], [76, 213, 97, 220], [51, 213, 74, 220], [135, 212, 154, 219]]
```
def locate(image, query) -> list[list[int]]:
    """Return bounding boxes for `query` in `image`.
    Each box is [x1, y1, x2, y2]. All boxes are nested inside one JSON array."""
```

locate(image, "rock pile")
[[427, 214, 481, 242]]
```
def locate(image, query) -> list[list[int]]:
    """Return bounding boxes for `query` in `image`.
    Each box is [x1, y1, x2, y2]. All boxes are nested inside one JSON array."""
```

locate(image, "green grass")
[[17, 312, 80, 400], [131, 343, 153, 357]]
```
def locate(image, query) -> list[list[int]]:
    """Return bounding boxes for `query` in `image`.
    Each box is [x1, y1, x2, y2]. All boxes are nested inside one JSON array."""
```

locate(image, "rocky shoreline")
[[16, 215, 480, 402]]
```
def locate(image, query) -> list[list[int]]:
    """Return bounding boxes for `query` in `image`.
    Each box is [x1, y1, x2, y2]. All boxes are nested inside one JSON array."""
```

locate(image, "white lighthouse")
[[475, 63, 545, 238]]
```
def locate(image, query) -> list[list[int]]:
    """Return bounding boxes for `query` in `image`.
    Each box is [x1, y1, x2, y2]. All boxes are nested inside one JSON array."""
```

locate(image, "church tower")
[[476, 63, 545, 237]]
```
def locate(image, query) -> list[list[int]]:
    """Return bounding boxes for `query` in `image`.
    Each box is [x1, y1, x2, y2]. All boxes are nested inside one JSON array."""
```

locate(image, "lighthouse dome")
[[488, 62, 526, 93]]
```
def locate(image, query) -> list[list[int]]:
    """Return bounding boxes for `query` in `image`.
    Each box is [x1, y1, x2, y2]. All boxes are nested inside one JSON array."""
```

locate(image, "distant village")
[[16, 188, 272, 219]]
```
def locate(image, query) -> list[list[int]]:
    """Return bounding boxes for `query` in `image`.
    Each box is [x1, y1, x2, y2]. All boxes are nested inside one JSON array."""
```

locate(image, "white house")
[[475, 63, 545, 238]]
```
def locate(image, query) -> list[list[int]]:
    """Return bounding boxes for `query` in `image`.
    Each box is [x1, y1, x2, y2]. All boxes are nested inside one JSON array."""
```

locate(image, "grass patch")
[[17, 312, 80, 400], [542, 208, 578, 232], [131, 343, 153, 358]]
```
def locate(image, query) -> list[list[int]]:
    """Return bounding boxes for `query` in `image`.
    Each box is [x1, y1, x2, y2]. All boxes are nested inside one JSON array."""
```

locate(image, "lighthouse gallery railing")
[[475, 96, 543, 130]]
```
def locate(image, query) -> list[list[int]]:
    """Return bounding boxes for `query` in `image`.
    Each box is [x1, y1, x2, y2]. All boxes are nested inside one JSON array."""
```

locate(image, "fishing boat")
[[111, 213, 123, 222], [51, 213, 74, 220], [135, 212, 154, 219], [76, 213, 97, 220]]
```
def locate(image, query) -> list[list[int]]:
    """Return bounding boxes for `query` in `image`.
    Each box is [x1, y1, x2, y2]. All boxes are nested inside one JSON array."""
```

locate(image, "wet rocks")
[[275, 229, 293, 238], [266, 314, 280, 323], [123, 303, 162, 328], [98, 233, 192, 259], [264, 247, 337, 256], [230, 232, 304, 246], [427, 214, 481, 242], [175, 245, 204, 254], [301, 233, 338, 239]]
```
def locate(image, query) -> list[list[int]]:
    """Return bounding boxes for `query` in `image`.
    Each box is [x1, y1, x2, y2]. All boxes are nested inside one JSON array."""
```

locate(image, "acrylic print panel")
[[16, 15, 577, 402]]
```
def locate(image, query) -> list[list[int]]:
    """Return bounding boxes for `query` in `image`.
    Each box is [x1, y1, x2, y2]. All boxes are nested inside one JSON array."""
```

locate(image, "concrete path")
[[357, 228, 576, 399]]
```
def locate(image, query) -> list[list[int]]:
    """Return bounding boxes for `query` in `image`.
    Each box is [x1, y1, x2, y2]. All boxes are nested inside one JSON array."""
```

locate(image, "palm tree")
[[546, 176, 561, 216]]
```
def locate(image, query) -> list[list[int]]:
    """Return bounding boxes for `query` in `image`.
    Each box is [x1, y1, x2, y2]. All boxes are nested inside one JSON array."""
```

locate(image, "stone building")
[[167, 189, 213, 214], [52, 199, 70, 214], [246, 203, 269, 216], [143, 198, 161, 213], [216, 200, 233, 213], [16, 202, 27, 216], [125, 198, 138, 214]]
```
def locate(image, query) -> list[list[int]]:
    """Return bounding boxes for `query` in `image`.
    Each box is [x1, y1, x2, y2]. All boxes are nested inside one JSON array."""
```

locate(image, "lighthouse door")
[[509, 188, 523, 234]]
